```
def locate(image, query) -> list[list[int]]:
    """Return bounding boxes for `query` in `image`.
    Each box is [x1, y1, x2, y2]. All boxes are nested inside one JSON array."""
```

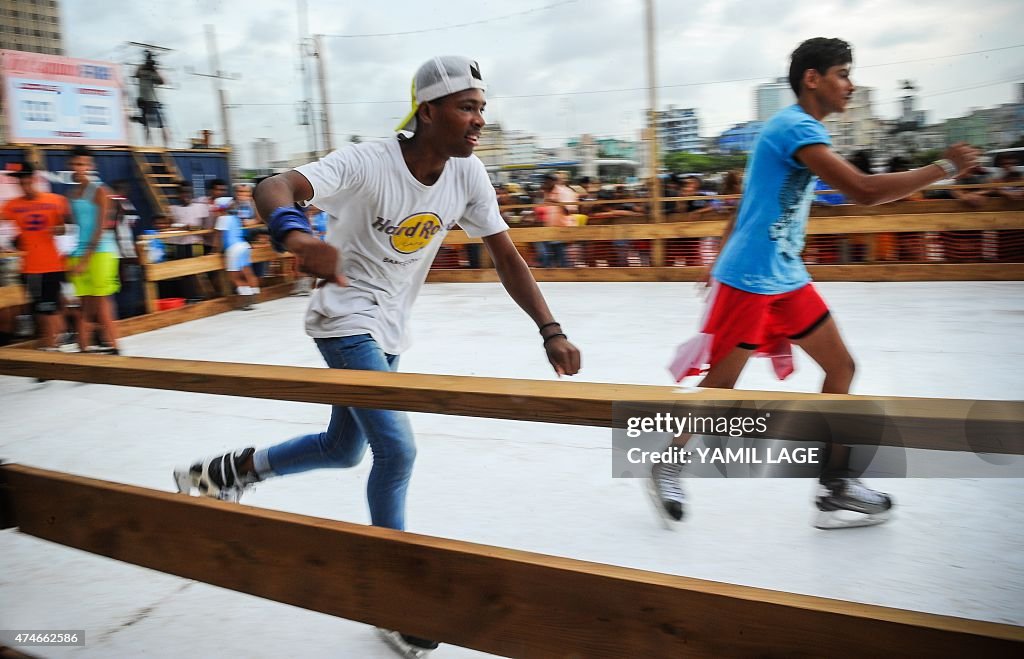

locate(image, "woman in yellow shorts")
[[66, 145, 120, 354]]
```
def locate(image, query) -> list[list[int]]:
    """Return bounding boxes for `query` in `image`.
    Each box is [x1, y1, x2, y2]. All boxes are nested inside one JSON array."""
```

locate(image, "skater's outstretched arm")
[[796, 142, 979, 206]]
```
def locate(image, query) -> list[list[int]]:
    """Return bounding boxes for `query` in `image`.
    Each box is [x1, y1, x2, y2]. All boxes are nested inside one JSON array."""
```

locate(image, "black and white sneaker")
[[174, 447, 259, 503], [377, 628, 439, 658], [646, 461, 685, 528], [814, 478, 893, 529]]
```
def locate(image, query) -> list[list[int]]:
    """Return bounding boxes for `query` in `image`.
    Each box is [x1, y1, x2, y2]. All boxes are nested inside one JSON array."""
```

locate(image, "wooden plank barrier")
[[442, 212, 1024, 244], [432, 209, 1024, 282], [0, 464, 1019, 658], [0, 282, 296, 351], [0, 351, 1020, 454], [429, 263, 1024, 283], [135, 236, 295, 314], [0, 284, 26, 310]]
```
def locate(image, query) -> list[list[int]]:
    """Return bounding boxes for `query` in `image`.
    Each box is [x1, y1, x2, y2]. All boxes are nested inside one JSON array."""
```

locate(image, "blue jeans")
[[257, 334, 416, 530]]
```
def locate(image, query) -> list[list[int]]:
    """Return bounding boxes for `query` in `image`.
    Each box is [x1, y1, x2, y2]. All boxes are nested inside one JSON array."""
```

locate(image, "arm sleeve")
[[458, 157, 508, 238], [784, 117, 832, 169], [294, 146, 364, 212]]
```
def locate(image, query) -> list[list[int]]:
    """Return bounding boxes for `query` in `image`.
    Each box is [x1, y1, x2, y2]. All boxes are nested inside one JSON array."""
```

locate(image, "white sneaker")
[[174, 447, 259, 503]]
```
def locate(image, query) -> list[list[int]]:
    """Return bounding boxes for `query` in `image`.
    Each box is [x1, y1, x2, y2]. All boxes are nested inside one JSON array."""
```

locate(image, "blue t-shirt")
[[712, 104, 831, 294]]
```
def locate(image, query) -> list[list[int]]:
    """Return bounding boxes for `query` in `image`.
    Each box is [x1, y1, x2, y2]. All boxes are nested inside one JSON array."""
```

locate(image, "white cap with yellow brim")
[[395, 56, 486, 133]]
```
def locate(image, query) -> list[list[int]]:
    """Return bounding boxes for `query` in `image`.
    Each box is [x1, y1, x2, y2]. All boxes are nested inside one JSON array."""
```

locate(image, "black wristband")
[[538, 321, 560, 334], [543, 332, 567, 347]]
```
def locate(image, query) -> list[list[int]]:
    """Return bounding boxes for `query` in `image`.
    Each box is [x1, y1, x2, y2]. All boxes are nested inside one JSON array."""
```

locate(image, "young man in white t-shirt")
[[174, 56, 580, 656]]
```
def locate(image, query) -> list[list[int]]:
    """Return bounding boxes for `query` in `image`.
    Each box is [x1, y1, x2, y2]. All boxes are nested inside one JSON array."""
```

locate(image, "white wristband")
[[932, 159, 958, 179]]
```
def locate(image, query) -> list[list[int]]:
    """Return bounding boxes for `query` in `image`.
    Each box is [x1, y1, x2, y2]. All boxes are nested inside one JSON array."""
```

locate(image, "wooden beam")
[[809, 263, 1024, 281], [250, 244, 295, 264], [1, 464, 1018, 658], [113, 282, 294, 336], [443, 213, 1024, 244], [2, 282, 295, 350], [145, 254, 226, 281], [427, 263, 1024, 284], [808, 198, 1024, 216], [498, 197, 1022, 217], [141, 246, 291, 282], [807, 212, 1024, 235], [0, 285, 27, 309], [0, 351, 1018, 453]]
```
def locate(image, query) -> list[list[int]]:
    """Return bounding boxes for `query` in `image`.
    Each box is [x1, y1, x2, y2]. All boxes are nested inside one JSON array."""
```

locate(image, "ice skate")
[[646, 461, 685, 528], [377, 628, 439, 658], [813, 478, 893, 529], [173, 447, 259, 503]]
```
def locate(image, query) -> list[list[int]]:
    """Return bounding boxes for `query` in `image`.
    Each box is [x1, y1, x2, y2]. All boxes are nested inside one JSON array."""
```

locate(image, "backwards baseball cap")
[[214, 196, 235, 210], [3, 162, 35, 178], [395, 56, 486, 133]]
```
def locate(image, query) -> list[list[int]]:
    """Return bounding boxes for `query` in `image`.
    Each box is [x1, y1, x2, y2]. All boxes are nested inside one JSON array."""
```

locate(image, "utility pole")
[[644, 0, 665, 266], [313, 34, 334, 154], [188, 25, 237, 179], [297, 0, 318, 161]]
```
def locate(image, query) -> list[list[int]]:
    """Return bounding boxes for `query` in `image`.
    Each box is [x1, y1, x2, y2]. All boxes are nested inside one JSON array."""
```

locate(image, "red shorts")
[[703, 282, 830, 368]]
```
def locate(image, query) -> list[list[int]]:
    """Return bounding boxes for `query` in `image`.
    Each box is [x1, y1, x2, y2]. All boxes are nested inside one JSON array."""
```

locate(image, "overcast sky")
[[64, 0, 1024, 167]]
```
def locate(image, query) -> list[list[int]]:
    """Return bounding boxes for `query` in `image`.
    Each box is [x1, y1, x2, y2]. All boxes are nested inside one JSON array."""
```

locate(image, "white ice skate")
[[646, 462, 685, 529], [173, 447, 258, 503], [813, 478, 893, 530], [377, 628, 439, 658]]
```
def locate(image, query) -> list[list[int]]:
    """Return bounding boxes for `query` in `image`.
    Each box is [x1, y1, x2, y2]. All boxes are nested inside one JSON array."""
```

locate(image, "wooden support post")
[[134, 238, 158, 314]]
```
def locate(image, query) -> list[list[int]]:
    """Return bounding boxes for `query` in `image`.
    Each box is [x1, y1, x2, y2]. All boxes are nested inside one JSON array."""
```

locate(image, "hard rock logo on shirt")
[[373, 212, 457, 255]]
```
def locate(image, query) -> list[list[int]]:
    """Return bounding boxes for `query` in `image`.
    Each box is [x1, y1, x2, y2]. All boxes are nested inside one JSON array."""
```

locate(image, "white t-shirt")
[[295, 138, 507, 353], [168, 202, 209, 245]]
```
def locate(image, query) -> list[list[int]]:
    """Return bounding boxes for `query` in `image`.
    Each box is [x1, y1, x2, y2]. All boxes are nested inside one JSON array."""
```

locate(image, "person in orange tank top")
[[2, 162, 71, 349]]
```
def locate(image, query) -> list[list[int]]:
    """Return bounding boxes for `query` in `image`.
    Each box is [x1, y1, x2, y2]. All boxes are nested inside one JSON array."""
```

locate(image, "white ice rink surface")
[[1, 281, 1022, 657]]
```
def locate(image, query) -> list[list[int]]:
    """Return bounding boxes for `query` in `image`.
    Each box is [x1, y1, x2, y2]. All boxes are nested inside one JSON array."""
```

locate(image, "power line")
[[228, 43, 1024, 107], [320, 0, 577, 38], [230, 72, 1020, 110], [858, 43, 1024, 69]]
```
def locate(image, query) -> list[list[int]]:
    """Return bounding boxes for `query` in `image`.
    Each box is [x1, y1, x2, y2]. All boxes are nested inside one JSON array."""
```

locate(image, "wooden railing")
[[134, 231, 295, 313], [0, 351, 1021, 657], [431, 198, 1024, 282]]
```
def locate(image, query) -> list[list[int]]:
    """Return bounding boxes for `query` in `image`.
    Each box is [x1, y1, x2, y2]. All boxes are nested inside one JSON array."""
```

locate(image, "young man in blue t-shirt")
[[652, 38, 979, 530]]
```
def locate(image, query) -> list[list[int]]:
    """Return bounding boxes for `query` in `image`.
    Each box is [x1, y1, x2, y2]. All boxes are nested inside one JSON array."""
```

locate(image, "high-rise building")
[[0, 0, 64, 56], [503, 130, 541, 165], [755, 77, 795, 122], [655, 106, 701, 153]]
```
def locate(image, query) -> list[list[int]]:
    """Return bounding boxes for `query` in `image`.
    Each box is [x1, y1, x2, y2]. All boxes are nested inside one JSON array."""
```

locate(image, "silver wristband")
[[932, 159, 958, 179]]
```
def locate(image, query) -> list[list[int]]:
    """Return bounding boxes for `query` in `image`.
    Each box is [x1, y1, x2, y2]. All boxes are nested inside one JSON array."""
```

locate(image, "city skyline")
[[56, 0, 1024, 165]]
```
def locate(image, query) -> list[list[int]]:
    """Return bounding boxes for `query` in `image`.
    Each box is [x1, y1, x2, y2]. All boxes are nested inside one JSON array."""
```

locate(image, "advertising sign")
[[1, 49, 128, 145]]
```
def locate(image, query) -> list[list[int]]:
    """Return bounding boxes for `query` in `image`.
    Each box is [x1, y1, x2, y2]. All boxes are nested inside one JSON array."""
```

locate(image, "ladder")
[[131, 147, 183, 217]]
